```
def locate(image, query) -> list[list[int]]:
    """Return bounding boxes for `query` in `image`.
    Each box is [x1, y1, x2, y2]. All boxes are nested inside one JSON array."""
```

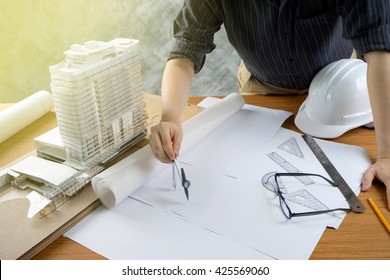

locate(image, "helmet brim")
[[294, 100, 363, 139]]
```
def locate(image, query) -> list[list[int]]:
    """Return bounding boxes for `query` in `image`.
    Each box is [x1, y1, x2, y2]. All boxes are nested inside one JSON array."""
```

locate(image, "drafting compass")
[[172, 159, 191, 200]]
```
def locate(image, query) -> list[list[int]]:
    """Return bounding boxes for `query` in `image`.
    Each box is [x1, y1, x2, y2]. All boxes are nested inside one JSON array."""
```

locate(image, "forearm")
[[365, 51, 390, 160], [161, 58, 195, 123]]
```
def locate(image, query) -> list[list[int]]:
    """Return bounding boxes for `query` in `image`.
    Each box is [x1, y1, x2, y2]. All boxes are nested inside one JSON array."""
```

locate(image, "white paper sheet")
[[181, 102, 292, 177], [0, 91, 53, 144], [65, 199, 274, 260], [130, 129, 371, 259], [66, 98, 371, 260], [133, 163, 329, 259]]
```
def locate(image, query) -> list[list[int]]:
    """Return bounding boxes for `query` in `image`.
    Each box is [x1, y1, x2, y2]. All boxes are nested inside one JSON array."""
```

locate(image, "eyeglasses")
[[273, 172, 351, 219]]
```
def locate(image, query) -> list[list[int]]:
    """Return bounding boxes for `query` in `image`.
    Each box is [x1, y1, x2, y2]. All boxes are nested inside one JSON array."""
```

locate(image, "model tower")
[[48, 38, 147, 168]]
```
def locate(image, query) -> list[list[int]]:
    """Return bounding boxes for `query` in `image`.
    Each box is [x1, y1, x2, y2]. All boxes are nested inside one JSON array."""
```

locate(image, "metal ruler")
[[302, 134, 365, 213]]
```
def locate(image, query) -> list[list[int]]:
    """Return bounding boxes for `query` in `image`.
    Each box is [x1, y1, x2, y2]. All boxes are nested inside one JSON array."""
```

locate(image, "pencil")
[[368, 197, 390, 233]]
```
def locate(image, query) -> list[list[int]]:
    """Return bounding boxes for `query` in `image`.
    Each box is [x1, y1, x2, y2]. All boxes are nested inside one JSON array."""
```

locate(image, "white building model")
[[47, 38, 147, 168], [0, 38, 148, 212]]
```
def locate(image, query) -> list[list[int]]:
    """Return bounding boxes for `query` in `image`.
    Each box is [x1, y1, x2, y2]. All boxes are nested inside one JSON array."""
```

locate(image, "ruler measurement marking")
[[266, 152, 314, 186]]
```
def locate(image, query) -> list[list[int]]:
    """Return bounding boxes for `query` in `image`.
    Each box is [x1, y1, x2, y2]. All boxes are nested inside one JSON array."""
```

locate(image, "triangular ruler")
[[277, 137, 304, 158], [284, 189, 339, 218]]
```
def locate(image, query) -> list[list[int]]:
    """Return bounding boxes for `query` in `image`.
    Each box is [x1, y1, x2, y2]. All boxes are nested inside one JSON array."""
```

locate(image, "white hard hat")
[[295, 59, 373, 139]]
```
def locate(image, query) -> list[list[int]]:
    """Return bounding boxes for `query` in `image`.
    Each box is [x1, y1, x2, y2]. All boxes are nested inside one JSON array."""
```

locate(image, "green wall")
[[0, 0, 239, 103]]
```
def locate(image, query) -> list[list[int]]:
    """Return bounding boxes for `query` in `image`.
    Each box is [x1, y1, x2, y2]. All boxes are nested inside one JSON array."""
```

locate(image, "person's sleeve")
[[168, 0, 223, 73], [340, 0, 390, 56]]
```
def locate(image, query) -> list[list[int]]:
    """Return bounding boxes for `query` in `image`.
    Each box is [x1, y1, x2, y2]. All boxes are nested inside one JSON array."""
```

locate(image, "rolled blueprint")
[[92, 93, 245, 208], [0, 90, 53, 143]]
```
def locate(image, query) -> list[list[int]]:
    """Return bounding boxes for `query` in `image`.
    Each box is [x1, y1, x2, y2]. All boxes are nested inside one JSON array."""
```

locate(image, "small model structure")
[[0, 38, 147, 212], [47, 38, 147, 168]]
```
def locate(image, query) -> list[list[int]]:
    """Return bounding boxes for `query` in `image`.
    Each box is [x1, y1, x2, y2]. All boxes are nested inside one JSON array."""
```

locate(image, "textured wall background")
[[0, 0, 240, 103]]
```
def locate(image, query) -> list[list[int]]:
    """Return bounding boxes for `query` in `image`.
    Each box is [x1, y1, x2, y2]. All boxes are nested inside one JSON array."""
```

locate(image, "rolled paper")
[[0, 91, 53, 143], [92, 93, 245, 208]]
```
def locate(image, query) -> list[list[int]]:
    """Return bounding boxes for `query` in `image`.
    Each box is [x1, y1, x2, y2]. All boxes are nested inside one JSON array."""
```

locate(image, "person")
[[149, 0, 390, 209]]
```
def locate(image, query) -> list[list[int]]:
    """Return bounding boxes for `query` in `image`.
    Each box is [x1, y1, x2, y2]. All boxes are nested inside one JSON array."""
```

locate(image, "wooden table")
[[1, 94, 389, 260]]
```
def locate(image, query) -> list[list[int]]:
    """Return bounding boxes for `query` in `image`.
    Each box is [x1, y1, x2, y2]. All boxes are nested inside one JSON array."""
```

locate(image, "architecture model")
[[45, 38, 147, 168], [0, 38, 147, 212]]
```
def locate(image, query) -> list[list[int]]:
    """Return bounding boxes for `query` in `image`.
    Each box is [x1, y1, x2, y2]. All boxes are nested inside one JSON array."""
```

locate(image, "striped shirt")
[[169, 0, 390, 90]]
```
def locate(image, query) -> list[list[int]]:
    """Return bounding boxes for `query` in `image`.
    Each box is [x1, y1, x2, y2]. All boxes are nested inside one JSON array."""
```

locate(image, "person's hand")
[[149, 120, 183, 163], [361, 158, 390, 210]]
